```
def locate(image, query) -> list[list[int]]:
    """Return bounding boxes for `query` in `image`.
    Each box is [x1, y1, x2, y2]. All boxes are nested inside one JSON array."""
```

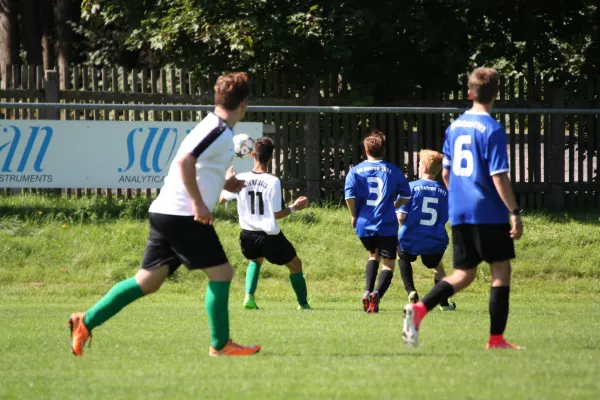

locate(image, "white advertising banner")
[[0, 120, 263, 188]]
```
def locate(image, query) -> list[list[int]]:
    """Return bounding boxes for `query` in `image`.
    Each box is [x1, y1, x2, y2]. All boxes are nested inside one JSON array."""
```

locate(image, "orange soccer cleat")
[[362, 294, 370, 313], [209, 339, 261, 357], [68, 312, 92, 356], [486, 337, 523, 350]]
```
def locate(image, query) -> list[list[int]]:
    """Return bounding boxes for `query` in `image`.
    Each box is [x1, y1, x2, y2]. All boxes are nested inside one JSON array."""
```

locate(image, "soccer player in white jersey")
[[402, 67, 523, 350], [220, 137, 310, 310], [68, 72, 261, 357]]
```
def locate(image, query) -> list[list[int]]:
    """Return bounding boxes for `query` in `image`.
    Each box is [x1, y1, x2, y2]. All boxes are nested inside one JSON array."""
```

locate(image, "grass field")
[[1, 196, 599, 399]]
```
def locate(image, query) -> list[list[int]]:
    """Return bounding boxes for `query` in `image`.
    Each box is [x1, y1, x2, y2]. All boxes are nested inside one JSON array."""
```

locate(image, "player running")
[[402, 67, 523, 349], [68, 72, 261, 357], [220, 137, 310, 310], [396, 149, 455, 311], [345, 129, 411, 313]]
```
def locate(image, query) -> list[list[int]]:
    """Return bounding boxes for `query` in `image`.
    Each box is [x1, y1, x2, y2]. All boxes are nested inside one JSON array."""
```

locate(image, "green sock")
[[245, 261, 261, 295], [289, 272, 308, 306], [206, 281, 230, 350], [83, 277, 145, 331]]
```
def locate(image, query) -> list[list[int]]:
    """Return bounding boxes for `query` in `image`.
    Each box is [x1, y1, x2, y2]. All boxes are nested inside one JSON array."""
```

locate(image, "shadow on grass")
[[525, 211, 600, 226]]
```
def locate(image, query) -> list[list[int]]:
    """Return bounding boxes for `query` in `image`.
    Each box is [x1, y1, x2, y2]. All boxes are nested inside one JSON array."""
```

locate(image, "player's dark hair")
[[468, 67, 499, 104], [363, 128, 386, 158], [214, 72, 250, 111], [253, 136, 274, 165]]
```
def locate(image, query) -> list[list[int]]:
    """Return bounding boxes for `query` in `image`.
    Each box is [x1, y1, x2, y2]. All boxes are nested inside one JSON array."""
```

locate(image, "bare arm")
[[345, 198, 357, 228], [442, 168, 450, 189], [178, 154, 212, 224], [397, 212, 407, 226], [492, 172, 523, 239], [394, 197, 409, 208], [274, 196, 309, 219]]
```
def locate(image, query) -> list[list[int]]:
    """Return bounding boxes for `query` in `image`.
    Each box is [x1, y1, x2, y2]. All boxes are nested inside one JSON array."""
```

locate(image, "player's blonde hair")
[[419, 149, 443, 176]]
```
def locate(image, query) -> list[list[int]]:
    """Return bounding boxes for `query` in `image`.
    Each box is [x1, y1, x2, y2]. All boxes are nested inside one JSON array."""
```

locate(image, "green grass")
[[1, 195, 599, 399]]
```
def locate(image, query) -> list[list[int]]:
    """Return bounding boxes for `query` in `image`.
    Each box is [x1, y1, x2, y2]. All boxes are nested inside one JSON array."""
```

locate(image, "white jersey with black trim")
[[149, 113, 234, 216], [222, 171, 283, 235]]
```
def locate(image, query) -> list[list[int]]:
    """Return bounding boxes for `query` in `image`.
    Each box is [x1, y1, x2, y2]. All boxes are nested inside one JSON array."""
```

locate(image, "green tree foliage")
[[74, 0, 598, 103]]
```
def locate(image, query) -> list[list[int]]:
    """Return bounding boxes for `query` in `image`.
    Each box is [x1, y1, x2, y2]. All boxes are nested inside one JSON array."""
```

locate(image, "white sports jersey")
[[223, 171, 283, 234], [149, 113, 234, 216]]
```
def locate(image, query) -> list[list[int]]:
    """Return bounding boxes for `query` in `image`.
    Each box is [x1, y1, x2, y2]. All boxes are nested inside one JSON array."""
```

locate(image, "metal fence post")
[[43, 70, 59, 120], [550, 87, 565, 210], [304, 83, 321, 203]]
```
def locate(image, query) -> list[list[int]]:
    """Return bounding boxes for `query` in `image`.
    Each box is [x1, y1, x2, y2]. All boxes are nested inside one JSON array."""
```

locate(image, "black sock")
[[365, 260, 379, 292], [489, 286, 510, 335], [421, 281, 455, 312], [435, 279, 450, 307], [375, 270, 393, 299], [399, 259, 416, 293]]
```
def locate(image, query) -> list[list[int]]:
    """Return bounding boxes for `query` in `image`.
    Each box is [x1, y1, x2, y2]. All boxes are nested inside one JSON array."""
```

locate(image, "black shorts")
[[141, 213, 229, 273], [452, 224, 515, 269], [398, 249, 445, 269], [240, 229, 297, 266], [359, 236, 397, 260]]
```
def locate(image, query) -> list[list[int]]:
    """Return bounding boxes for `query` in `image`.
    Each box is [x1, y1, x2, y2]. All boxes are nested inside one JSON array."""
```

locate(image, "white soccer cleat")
[[402, 304, 419, 348]]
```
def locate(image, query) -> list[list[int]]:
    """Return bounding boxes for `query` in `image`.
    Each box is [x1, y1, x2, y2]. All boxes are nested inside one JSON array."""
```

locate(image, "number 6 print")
[[453, 135, 474, 177]]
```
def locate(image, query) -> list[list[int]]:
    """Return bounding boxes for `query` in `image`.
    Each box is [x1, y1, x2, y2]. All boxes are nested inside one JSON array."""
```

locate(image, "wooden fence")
[[1, 65, 599, 210]]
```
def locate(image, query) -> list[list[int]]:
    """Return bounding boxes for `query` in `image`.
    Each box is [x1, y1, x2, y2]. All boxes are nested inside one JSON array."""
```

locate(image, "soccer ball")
[[233, 134, 254, 158]]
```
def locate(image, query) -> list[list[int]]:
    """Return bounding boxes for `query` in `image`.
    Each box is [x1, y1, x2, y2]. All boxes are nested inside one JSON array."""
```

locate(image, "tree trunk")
[[20, 0, 43, 65], [39, 0, 55, 70], [54, 0, 74, 78], [0, 0, 20, 69]]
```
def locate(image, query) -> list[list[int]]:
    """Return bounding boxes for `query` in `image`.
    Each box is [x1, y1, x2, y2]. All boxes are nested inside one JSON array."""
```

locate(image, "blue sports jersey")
[[442, 111, 510, 225], [397, 179, 449, 255], [344, 160, 411, 237]]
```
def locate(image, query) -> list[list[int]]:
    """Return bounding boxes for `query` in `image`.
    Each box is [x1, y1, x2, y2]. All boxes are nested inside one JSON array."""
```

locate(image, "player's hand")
[[510, 214, 523, 240], [224, 174, 245, 193], [293, 196, 309, 211], [351, 216, 356, 228], [193, 201, 214, 225]]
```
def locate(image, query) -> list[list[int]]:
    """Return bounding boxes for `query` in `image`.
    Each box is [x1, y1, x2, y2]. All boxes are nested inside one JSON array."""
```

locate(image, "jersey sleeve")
[[396, 195, 411, 214], [487, 127, 509, 176], [396, 173, 411, 199], [442, 128, 452, 170], [344, 169, 356, 199], [180, 123, 228, 160], [221, 190, 237, 202], [272, 178, 283, 213]]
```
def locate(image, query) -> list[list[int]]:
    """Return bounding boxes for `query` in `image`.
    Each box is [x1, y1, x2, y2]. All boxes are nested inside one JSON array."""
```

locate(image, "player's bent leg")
[[486, 261, 521, 349], [371, 258, 394, 313], [204, 263, 260, 356], [403, 268, 475, 348], [363, 251, 380, 312], [432, 262, 455, 311], [286, 257, 310, 309], [244, 258, 263, 310], [68, 266, 166, 356]]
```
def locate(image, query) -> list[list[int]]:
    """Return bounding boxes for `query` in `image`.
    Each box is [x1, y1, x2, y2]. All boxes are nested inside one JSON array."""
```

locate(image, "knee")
[[382, 258, 395, 272], [287, 257, 303, 274]]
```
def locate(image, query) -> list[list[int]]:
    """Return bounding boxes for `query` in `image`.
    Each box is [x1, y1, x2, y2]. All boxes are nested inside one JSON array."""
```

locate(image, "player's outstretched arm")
[[274, 196, 309, 219], [492, 173, 523, 240]]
